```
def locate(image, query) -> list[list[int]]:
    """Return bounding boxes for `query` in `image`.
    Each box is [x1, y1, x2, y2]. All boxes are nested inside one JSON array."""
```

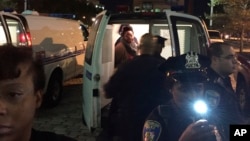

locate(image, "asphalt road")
[[33, 77, 101, 141]]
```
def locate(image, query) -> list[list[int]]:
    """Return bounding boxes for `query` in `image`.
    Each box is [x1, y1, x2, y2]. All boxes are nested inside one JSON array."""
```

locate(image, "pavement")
[[33, 77, 101, 141]]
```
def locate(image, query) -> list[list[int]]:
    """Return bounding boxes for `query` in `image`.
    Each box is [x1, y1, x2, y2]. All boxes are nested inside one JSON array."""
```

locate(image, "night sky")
[[99, 0, 133, 12], [99, 0, 211, 17]]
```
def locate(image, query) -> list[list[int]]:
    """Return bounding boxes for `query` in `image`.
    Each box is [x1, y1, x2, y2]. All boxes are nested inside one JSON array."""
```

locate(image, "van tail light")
[[19, 32, 32, 47]]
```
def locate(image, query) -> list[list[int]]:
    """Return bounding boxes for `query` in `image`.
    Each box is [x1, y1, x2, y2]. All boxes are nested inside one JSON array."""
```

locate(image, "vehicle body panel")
[[1, 12, 85, 106], [23, 14, 85, 82], [24, 14, 85, 106]]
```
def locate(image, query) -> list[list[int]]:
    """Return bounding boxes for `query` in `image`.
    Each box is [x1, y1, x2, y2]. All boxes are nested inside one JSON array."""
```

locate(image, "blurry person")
[[114, 24, 139, 46], [207, 42, 238, 96], [115, 26, 138, 68], [138, 34, 167, 63], [153, 35, 166, 58], [100, 33, 171, 141], [206, 42, 246, 138], [0, 45, 76, 141], [143, 52, 225, 141]]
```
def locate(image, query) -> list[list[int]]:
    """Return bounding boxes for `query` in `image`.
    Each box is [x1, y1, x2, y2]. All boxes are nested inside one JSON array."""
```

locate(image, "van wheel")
[[236, 79, 250, 117], [43, 73, 63, 108]]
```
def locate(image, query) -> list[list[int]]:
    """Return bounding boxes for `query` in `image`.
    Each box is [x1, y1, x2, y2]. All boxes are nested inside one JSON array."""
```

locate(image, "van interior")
[[85, 20, 207, 109], [0, 19, 28, 46], [82, 12, 209, 130]]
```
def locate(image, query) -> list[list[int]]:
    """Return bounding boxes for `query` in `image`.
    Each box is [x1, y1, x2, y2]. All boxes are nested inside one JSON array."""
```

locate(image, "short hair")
[[208, 42, 232, 58], [121, 26, 133, 36], [139, 33, 167, 49], [140, 33, 154, 48], [0, 45, 45, 92], [153, 35, 167, 47]]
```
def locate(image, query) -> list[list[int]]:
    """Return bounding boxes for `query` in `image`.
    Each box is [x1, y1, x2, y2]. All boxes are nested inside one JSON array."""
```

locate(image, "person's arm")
[[142, 106, 166, 141], [178, 119, 220, 141], [103, 64, 126, 98], [115, 43, 126, 68]]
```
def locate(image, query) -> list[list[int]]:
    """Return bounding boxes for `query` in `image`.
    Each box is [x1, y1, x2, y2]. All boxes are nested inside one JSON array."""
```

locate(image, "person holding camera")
[[143, 52, 225, 141]]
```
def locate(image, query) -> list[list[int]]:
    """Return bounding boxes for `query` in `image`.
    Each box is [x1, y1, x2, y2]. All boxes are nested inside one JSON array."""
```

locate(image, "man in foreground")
[[206, 42, 245, 138]]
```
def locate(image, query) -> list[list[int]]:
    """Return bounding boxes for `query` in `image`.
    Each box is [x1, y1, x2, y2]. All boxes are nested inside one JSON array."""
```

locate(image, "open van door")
[[82, 10, 112, 131], [81, 10, 211, 131], [0, 13, 29, 47]]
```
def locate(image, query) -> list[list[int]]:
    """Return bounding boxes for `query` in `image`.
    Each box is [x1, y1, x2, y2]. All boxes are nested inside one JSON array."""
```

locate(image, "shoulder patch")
[[204, 89, 220, 109], [143, 120, 162, 141]]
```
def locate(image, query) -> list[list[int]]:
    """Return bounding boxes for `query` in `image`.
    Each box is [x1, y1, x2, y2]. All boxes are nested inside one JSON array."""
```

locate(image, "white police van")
[[82, 10, 211, 131], [22, 11, 86, 107], [1, 11, 86, 107]]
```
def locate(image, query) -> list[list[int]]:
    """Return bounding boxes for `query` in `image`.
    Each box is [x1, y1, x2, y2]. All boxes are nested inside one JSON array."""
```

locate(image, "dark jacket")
[[206, 67, 246, 138], [30, 129, 77, 141], [104, 54, 172, 141], [115, 38, 137, 68]]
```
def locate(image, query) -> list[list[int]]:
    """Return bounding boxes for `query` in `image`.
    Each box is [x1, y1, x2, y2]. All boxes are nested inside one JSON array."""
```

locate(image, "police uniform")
[[143, 52, 225, 141], [206, 67, 245, 139], [103, 47, 172, 141]]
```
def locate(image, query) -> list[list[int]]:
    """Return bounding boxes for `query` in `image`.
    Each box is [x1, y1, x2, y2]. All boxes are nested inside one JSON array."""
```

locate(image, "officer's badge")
[[185, 52, 201, 69], [143, 120, 162, 141], [204, 90, 220, 109]]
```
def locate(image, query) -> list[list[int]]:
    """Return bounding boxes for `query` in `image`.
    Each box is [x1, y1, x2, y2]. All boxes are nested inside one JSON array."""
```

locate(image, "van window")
[[6, 19, 19, 46], [208, 30, 221, 39], [4, 17, 28, 47], [0, 23, 7, 45], [170, 16, 208, 55], [85, 15, 103, 65], [151, 24, 171, 59]]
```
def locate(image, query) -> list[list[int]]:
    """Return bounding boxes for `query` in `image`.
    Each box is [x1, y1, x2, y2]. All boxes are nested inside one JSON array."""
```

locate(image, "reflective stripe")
[[42, 49, 85, 65]]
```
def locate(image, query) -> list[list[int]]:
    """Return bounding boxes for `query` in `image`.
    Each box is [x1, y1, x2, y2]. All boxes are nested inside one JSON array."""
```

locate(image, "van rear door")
[[0, 13, 29, 47], [82, 10, 112, 130]]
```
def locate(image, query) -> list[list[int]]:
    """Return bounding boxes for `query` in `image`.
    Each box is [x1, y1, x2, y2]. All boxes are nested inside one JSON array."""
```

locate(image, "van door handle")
[[94, 74, 100, 81]]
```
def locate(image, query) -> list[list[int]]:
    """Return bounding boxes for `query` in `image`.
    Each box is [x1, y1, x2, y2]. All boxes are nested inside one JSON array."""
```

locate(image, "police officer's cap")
[[153, 35, 167, 47], [159, 52, 210, 83]]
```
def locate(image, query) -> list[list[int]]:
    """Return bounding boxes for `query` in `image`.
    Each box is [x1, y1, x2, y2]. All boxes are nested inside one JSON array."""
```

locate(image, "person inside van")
[[0, 45, 77, 141], [114, 25, 138, 68], [114, 24, 139, 46]]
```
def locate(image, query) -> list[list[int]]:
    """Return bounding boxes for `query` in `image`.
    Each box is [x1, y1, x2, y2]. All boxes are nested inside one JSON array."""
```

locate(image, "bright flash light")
[[193, 100, 208, 114]]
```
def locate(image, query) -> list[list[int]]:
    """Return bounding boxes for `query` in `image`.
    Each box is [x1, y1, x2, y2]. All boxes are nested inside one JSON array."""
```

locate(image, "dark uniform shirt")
[[104, 54, 172, 141], [143, 100, 222, 141], [30, 129, 77, 141], [206, 67, 245, 138]]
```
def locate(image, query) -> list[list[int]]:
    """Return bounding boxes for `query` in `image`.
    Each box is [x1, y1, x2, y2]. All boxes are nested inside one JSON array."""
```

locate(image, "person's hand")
[[178, 119, 219, 141]]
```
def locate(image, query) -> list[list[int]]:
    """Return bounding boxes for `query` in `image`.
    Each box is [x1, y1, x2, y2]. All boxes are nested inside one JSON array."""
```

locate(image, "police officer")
[[143, 52, 225, 141], [100, 33, 171, 141], [206, 42, 246, 138]]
